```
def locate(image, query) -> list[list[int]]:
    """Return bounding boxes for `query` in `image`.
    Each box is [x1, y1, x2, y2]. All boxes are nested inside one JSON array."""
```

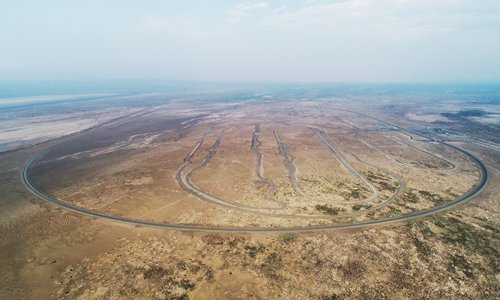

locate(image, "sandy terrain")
[[0, 97, 498, 299]]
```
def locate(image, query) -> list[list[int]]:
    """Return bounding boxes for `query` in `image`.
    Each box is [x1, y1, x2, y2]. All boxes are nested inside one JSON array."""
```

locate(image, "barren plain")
[[0, 88, 498, 299]]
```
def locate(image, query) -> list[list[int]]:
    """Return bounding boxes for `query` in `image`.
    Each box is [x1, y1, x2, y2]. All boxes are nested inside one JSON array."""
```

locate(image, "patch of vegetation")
[[176, 260, 187, 270], [319, 294, 340, 300], [352, 204, 372, 211], [315, 204, 346, 215], [366, 211, 377, 219], [260, 252, 282, 280], [350, 189, 361, 199], [339, 187, 364, 201], [389, 264, 416, 292], [142, 263, 200, 299], [340, 259, 366, 280], [179, 279, 196, 291], [411, 221, 436, 238], [175, 293, 189, 300], [387, 205, 402, 214], [143, 265, 172, 280], [419, 190, 433, 198], [418, 190, 446, 205], [435, 217, 499, 257], [410, 216, 499, 279], [202, 234, 224, 246], [412, 237, 432, 258], [432, 218, 447, 228], [402, 190, 419, 203], [378, 181, 397, 192], [366, 170, 388, 181], [366, 171, 397, 192], [244, 244, 266, 258], [227, 237, 244, 248], [448, 254, 475, 278], [477, 222, 498, 233], [204, 269, 214, 282], [278, 233, 296, 244]]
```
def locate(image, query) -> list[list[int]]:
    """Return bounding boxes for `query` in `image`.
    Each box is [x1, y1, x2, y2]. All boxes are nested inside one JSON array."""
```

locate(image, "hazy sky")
[[1, 0, 500, 82]]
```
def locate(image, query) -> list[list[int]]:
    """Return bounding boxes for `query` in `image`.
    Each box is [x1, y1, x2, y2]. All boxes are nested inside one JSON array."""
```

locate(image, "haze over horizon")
[[1, 0, 500, 83]]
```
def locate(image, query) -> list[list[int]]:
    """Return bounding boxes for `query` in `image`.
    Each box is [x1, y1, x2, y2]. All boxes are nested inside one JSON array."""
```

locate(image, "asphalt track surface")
[[176, 129, 290, 213], [311, 128, 379, 202], [251, 125, 284, 207], [176, 124, 404, 218], [274, 129, 303, 195], [20, 109, 489, 232]]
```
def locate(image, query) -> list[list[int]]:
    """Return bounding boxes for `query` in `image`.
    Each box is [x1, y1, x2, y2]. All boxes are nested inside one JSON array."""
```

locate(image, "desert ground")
[[0, 94, 498, 299]]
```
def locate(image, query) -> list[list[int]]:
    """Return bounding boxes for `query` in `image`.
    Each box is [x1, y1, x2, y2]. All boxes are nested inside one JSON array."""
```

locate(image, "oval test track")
[[20, 110, 489, 232]]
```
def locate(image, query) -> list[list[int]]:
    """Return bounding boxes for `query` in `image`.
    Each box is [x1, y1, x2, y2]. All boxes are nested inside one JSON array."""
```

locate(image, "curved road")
[[20, 110, 489, 232]]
